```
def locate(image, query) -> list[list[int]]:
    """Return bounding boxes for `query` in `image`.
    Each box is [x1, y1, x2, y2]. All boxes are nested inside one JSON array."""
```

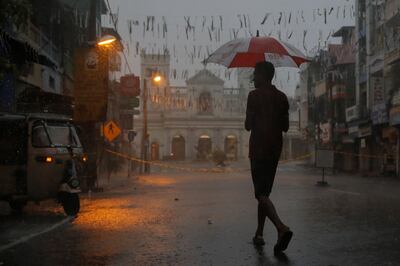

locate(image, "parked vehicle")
[[0, 112, 86, 216]]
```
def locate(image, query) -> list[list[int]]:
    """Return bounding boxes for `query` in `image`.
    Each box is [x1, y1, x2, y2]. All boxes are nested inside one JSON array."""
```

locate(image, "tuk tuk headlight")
[[36, 156, 54, 163]]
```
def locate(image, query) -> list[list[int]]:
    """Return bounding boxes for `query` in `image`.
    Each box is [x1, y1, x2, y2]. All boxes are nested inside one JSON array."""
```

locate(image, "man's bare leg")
[[255, 201, 267, 236], [256, 196, 290, 238]]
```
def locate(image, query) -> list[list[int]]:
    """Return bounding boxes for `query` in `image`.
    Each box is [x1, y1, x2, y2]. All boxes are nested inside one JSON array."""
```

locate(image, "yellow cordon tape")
[[105, 149, 229, 173], [106, 148, 391, 174], [333, 150, 388, 159], [105, 149, 313, 174]]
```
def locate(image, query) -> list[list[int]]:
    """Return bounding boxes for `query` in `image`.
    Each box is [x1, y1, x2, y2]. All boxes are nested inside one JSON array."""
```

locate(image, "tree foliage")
[[0, 0, 31, 29], [0, 0, 31, 79]]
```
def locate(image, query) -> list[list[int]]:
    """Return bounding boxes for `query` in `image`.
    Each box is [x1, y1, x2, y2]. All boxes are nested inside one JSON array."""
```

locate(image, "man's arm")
[[245, 92, 255, 131], [282, 96, 289, 132]]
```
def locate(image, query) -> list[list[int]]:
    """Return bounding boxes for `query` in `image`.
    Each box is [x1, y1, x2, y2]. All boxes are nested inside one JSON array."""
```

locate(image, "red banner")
[[120, 74, 140, 97]]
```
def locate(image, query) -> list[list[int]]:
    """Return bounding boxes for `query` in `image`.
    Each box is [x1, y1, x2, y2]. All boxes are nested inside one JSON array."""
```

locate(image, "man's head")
[[253, 61, 275, 88]]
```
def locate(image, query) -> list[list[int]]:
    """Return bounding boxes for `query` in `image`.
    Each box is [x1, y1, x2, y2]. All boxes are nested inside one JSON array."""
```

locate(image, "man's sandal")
[[274, 230, 293, 252]]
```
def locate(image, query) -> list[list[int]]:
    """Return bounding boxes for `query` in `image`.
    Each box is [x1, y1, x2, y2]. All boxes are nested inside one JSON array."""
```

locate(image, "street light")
[[153, 75, 162, 83], [141, 71, 163, 174], [97, 35, 117, 46]]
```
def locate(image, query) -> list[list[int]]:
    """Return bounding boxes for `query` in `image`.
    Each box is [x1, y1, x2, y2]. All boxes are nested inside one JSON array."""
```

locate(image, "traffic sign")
[[103, 120, 121, 142], [131, 97, 140, 108], [128, 131, 137, 142]]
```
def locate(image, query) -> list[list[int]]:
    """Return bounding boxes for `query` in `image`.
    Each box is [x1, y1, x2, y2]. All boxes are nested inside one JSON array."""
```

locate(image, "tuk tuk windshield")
[[32, 123, 81, 148]]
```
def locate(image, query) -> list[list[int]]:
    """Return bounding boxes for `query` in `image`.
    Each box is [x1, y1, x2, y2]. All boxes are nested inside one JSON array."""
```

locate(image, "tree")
[[0, 0, 31, 30], [0, 0, 31, 79]]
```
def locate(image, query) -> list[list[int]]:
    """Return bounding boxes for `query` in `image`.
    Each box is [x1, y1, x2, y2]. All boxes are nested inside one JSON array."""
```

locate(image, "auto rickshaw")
[[0, 112, 85, 216]]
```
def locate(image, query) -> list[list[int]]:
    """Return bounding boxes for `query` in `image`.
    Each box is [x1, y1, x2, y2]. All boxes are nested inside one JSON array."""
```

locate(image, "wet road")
[[1, 163, 400, 265]]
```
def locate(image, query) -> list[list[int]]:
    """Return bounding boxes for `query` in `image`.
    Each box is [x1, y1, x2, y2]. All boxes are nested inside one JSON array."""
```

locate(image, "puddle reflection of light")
[[77, 198, 143, 231], [142, 175, 177, 186]]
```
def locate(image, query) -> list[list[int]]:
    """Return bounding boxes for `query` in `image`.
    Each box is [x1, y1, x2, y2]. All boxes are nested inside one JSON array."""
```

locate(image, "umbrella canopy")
[[205, 36, 309, 68]]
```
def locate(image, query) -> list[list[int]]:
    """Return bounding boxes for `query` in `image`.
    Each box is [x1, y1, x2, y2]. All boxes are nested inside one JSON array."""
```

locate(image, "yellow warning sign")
[[103, 120, 121, 142]]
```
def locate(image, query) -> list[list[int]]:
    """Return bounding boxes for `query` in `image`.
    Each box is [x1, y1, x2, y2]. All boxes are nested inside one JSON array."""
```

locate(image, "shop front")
[[358, 124, 373, 174], [389, 105, 400, 176], [381, 127, 397, 176]]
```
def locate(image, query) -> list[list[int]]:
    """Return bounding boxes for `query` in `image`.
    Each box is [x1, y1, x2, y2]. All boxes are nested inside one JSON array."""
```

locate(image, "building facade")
[[0, 0, 108, 114], [299, 0, 400, 176], [135, 53, 249, 160]]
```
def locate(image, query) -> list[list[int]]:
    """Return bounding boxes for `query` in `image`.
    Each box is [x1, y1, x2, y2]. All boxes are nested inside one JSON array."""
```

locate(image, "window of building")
[[198, 91, 213, 114], [49, 76, 55, 90]]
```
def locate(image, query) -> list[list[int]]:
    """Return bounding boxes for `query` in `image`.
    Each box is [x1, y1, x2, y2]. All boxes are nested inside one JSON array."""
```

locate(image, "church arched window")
[[198, 91, 213, 114]]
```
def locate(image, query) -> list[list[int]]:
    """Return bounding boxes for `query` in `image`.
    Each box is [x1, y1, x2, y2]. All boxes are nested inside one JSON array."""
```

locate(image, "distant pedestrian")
[[245, 61, 293, 252]]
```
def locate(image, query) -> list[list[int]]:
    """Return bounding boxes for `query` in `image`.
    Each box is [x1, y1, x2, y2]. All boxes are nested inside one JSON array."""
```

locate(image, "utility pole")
[[139, 68, 162, 174], [329, 72, 336, 174], [141, 78, 149, 173]]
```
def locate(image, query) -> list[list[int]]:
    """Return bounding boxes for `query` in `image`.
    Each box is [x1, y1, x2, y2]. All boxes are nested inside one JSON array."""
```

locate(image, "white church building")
[[134, 52, 304, 161]]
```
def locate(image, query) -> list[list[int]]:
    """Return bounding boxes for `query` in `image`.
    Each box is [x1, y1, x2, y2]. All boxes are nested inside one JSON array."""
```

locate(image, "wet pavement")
[[1, 163, 400, 265]]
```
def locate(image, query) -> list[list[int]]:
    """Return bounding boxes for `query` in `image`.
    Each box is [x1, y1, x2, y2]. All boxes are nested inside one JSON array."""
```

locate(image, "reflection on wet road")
[[1, 165, 400, 265]]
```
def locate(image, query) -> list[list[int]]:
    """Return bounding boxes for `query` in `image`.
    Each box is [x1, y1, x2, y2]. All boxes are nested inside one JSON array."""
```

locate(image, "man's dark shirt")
[[245, 84, 289, 160]]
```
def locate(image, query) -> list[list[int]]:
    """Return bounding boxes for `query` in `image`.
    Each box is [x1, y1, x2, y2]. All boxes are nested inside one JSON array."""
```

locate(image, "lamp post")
[[141, 72, 162, 173]]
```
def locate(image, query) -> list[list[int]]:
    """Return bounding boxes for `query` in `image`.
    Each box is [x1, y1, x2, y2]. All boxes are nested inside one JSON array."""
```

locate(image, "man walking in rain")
[[245, 61, 293, 252]]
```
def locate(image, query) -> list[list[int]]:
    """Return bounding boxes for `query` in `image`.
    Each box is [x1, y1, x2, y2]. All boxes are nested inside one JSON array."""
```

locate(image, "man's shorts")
[[250, 158, 279, 199]]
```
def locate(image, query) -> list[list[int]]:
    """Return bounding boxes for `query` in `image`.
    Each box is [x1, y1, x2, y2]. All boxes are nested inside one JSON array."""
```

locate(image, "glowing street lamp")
[[153, 75, 162, 83], [97, 35, 117, 46]]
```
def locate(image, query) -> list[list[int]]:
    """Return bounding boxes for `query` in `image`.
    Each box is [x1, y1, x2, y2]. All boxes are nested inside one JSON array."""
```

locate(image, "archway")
[[151, 142, 160, 161], [197, 135, 212, 160], [172, 135, 185, 160], [224, 135, 238, 160]]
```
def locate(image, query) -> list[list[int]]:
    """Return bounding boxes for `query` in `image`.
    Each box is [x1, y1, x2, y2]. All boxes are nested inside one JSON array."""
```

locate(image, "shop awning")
[[0, 30, 57, 69], [16, 86, 73, 116]]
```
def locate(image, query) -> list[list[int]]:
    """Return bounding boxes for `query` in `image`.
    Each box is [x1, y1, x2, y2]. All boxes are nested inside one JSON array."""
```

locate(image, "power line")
[[105, 0, 133, 74]]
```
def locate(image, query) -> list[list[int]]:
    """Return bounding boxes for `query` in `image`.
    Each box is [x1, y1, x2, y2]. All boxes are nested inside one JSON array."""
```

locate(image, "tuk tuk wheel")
[[9, 200, 27, 213], [60, 192, 80, 216]]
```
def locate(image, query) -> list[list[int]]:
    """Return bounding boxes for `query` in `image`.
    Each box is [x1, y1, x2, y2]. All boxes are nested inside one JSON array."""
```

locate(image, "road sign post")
[[315, 149, 334, 186]]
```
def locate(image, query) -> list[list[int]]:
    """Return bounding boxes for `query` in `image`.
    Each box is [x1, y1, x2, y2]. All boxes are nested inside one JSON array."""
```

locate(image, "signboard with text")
[[120, 74, 140, 97], [372, 103, 388, 125], [73, 47, 108, 122], [316, 149, 334, 169], [372, 77, 384, 105], [390, 106, 400, 126], [320, 122, 331, 144]]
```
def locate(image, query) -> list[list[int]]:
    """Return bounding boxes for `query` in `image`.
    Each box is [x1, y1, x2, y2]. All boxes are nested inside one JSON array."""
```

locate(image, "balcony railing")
[[385, 41, 400, 65], [18, 22, 61, 66]]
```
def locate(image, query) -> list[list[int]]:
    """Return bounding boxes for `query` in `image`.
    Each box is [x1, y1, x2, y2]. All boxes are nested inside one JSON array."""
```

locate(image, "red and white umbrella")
[[205, 36, 309, 68]]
